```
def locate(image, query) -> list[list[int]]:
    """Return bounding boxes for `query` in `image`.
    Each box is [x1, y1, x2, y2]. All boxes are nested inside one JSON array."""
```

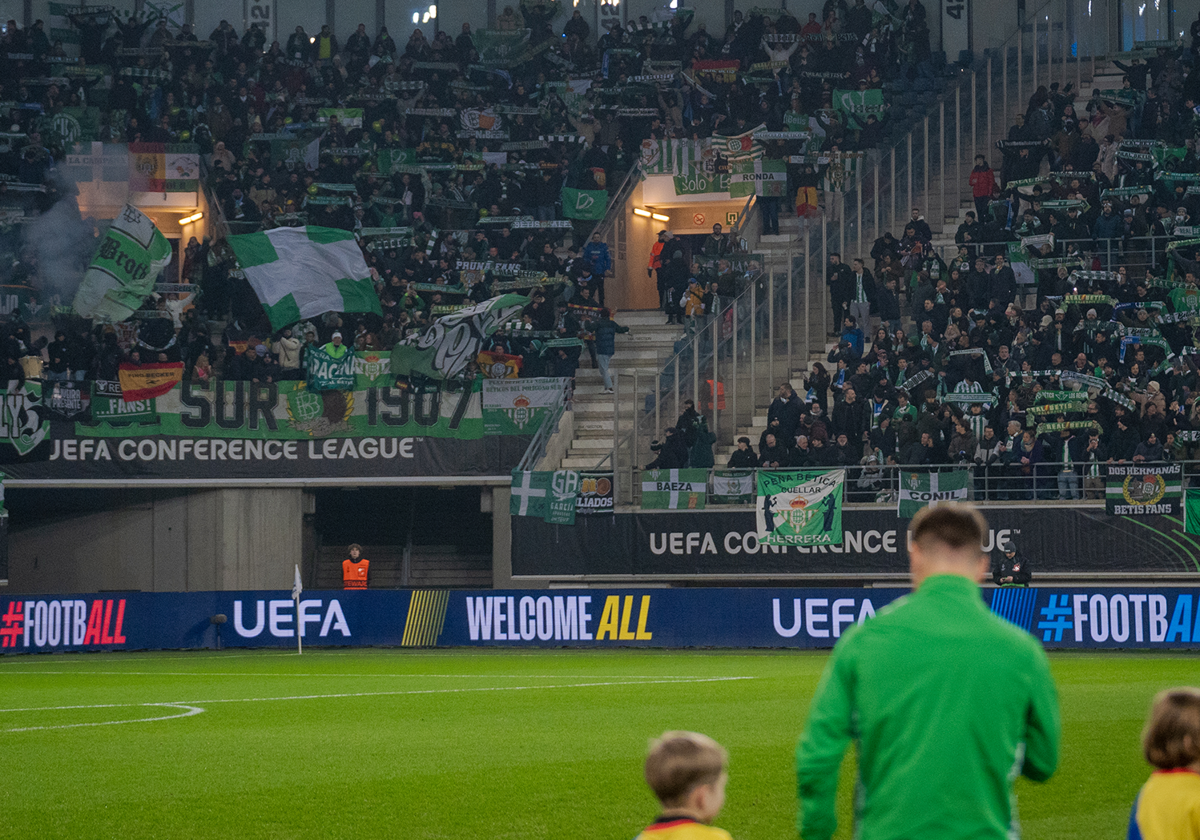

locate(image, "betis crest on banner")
[[1106, 464, 1182, 516], [481, 378, 568, 434], [756, 470, 844, 546]]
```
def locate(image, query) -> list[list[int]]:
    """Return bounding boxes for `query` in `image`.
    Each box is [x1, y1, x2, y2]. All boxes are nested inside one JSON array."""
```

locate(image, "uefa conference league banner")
[[5, 586, 1200, 653], [511, 506, 1200, 577], [0, 377, 567, 481]]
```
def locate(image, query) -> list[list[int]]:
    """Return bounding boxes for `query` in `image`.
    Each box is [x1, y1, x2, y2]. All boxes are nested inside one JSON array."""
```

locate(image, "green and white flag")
[[710, 469, 755, 504], [757, 470, 844, 546], [390, 295, 529, 381], [318, 108, 364, 128], [45, 106, 100, 147], [481, 378, 569, 434], [1185, 489, 1200, 535], [72, 204, 172, 323], [305, 346, 355, 391], [897, 470, 971, 519], [832, 88, 886, 129], [226, 226, 383, 331], [561, 187, 608, 220], [729, 158, 787, 198], [511, 470, 548, 518], [510, 469, 580, 524], [640, 468, 708, 509]]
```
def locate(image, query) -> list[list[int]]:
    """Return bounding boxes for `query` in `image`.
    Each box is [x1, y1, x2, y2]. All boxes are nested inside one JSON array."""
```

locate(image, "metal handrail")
[[515, 398, 568, 471]]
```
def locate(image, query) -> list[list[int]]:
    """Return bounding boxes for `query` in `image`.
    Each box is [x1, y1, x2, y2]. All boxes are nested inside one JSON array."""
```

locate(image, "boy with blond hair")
[[635, 731, 732, 840]]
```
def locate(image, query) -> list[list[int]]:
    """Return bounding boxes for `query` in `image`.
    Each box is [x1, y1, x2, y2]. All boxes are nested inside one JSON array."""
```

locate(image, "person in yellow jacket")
[[634, 731, 733, 840], [342, 543, 369, 590]]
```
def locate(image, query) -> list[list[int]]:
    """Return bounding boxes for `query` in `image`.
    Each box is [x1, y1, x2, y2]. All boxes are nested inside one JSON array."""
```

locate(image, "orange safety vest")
[[648, 241, 665, 270], [343, 558, 369, 589]]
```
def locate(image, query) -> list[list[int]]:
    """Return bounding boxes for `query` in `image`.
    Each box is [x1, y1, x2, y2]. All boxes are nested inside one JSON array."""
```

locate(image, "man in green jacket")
[[796, 503, 1060, 840]]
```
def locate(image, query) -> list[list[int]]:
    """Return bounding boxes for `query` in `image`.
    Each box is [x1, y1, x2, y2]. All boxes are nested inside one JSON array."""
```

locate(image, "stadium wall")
[[5, 488, 303, 594], [511, 506, 1200, 580], [4, 586, 1200, 653]]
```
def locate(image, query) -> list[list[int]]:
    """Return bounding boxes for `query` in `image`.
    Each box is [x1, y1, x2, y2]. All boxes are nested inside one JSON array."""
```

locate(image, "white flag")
[[292, 564, 302, 601]]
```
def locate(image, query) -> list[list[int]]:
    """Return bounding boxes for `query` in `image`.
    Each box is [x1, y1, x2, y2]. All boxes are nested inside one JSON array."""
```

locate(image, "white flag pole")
[[292, 563, 303, 655]]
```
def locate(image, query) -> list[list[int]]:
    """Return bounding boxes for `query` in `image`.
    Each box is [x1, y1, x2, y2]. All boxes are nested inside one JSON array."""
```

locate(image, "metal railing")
[[624, 461, 1200, 508]]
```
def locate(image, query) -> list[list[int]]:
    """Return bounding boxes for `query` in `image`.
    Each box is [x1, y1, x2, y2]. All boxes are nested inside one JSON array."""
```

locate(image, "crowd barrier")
[[3, 586, 1198, 653]]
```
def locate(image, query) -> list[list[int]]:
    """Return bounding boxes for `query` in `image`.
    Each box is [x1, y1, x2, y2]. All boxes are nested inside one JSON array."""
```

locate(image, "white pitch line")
[[5, 704, 206, 733], [0, 676, 754, 727], [0, 671, 743, 679]]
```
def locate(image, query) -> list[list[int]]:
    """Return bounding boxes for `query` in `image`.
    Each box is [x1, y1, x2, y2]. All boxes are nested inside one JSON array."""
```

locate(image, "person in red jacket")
[[969, 155, 997, 223], [342, 543, 369, 590]]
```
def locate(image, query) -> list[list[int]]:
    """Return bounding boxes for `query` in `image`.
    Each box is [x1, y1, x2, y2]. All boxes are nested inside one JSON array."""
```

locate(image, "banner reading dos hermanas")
[[1106, 464, 1182, 516]]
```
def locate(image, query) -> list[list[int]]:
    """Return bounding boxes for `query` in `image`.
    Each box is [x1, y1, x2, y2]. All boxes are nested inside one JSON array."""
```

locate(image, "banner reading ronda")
[[0, 375, 563, 482]]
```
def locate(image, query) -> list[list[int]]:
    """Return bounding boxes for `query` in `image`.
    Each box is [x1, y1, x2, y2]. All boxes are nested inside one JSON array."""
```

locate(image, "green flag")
[[640, 469, 708, 509], [756, 470, 844, 546], [225, 226, 382, 331], [390, 295, 529, 381], [377, 148, 417, 174], [45, 106, 100, 147], [897, 470, 971, 518], [72, 205, 172, 323], [710, 469, 755, 504], [1186, 489, 1200, 535], [730, 158, 787, 198], [832, 88, 885, 129], [510, 470, 580, 524], [545, 469, 580, 525], [511, 470, 549, 518], [305, 345, 355, 391], [561, 187, 608, 220]]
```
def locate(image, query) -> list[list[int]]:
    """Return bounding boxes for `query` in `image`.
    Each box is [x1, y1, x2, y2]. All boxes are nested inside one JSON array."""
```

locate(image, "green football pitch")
[[0, 648, 1188, 839]]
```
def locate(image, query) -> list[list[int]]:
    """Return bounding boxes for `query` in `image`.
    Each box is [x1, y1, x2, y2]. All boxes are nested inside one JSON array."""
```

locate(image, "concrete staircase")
[[552, 308, 685, 471]]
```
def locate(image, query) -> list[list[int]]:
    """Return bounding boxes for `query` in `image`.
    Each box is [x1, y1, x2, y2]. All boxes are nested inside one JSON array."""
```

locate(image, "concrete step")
[[562, 455, 607, 469], [569, 438, 616, 451]]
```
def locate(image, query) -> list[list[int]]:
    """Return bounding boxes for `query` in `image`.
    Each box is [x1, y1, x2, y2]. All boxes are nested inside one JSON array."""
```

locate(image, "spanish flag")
[[117, 362, 184, 402]]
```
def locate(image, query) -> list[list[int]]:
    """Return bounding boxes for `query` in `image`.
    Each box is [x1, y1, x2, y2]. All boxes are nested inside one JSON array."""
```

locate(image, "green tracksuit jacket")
[[796, 574, 1061, 840]]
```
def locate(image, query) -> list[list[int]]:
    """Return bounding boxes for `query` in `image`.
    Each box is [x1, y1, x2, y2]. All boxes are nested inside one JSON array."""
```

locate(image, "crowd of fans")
[[701, 35, 1200, 500], [0, 0, 945, 387]]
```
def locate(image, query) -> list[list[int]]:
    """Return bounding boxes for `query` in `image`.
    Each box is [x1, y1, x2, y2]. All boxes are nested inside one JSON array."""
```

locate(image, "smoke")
[[20, 176, 103, 305]]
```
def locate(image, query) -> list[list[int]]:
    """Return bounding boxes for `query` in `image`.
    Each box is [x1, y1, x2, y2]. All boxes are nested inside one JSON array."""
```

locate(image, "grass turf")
[[0, 648, 1187, 839]]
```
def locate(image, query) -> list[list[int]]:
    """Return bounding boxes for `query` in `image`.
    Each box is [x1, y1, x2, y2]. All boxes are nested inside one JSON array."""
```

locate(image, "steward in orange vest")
[[342, 544, 369, 590]]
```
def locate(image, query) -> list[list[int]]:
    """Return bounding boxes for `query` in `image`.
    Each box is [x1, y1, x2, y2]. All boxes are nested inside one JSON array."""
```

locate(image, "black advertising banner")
[[0, 379, 532, 482], [575, 471, 614, 515], [4, 587, 1200, 653], [511, 507, 1200, 577]]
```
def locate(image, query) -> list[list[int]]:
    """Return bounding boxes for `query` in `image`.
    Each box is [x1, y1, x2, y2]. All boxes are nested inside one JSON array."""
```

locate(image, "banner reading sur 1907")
[[0, 377, 564, 482]]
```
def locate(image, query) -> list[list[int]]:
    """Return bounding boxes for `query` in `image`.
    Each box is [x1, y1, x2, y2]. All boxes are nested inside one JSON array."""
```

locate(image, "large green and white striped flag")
[[641, 469, 708, 509], [226, 226, 382, 330], [639, 138, 712, 175], [897, 470, 971, 518], [72, 204, 172, 323]]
